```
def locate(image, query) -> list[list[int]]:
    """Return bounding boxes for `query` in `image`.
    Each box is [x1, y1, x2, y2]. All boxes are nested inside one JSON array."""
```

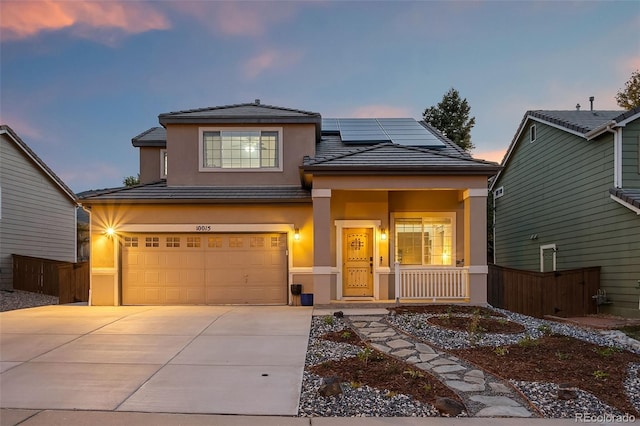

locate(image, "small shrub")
[[357, 348, 373, 364], [537, 324, 552, 335], [494, 346, 509, 356], [593, 346, 622, 357], [592, 370, 609, 380], [402, 369, 425, 379], [349, 381, 362, 388], [517, 334, 539, 348], [340, 330, 352, 339], [422, 383, 433, 392], [555, 351, 570, 361], [323, 315, 334, 326]]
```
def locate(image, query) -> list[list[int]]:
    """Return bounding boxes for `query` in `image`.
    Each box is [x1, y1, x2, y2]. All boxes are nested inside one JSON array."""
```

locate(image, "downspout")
[[585, 121, 620, 188], [80, 204, 92, 306]]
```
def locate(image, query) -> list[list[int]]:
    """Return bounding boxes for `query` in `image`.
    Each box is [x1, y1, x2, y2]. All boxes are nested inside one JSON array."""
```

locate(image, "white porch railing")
[[394, 262, 469, 301]]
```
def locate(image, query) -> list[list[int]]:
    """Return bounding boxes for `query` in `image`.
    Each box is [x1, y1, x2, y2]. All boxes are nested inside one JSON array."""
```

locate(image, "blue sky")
[[1, 0, 639, 192]]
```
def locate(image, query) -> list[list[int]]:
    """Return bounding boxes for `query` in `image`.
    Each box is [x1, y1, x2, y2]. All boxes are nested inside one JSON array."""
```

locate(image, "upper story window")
[[199, 127, 282, 171], [160, 149, 168, 179], [493, 186, 504, 199], [530, 124, 537, 143]]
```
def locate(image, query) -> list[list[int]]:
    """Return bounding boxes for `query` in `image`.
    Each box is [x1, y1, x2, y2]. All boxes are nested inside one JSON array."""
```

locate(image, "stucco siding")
[[0, 135, 77, 289], [494, 121, 640, 317], [622, 118, 640, 187]]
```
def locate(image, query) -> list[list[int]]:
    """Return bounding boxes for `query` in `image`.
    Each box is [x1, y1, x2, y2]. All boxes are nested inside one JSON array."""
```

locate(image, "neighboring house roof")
[[492, 107, 640, 189], [0, 125, 77, 204], [78, 181, 311, 203]]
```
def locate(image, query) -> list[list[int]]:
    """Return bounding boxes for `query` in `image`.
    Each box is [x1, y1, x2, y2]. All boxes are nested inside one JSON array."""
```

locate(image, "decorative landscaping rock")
[[434, 397, 466, 416], [318, 376, 343, 397]]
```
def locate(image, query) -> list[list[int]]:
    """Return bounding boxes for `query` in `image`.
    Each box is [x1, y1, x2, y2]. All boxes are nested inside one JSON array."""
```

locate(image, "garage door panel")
[[123, 232, 287, 305]]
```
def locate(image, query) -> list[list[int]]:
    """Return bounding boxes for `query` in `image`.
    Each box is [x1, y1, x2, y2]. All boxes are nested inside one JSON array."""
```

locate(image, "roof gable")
[[0, 125, 77, 203], [158, 102, 321, 124], [491, 107, 640, 190]]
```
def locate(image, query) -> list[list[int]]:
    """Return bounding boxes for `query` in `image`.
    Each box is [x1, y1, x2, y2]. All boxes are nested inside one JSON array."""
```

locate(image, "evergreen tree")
[[615, 70, 640, 110], [123, 174, 140, 187], [423, 88, 476, 151]]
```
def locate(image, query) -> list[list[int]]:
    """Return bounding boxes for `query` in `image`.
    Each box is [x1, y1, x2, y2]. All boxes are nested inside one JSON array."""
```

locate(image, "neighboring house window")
[[199, 128, 282, 171], [493, 186, 504, 199], [160, 149, 168, 179], [530, 124, 537, 143], [393, 213, 455, 266]]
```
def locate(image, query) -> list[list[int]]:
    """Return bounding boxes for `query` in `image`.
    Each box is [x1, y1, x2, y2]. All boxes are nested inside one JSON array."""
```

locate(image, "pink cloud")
[[0, 1, 170, 43], [168, 2, 297, 38], [348, 105, 414, 118], [472, 148, 507, 164], [243, 49, 303, 79]]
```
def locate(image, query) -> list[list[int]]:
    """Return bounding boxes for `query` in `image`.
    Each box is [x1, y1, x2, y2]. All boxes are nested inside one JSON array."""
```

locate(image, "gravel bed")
[[0, 289, 58, 312], [625, 363, 640, 413], [510, 380, 623, 418], [299, 315, 443, 417], [387, 307, 640, 354]]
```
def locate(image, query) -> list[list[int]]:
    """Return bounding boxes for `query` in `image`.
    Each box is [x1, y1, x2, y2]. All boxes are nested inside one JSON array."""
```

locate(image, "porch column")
[[312, 189, 332, 304], [464, 189, 488, 304]]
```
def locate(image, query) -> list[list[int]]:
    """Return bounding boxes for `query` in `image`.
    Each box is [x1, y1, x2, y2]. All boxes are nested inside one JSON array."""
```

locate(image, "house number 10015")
[[195, 225, 212, 231]]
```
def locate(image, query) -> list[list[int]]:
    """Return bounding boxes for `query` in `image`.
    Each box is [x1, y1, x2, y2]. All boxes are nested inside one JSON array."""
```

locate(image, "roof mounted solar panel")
[[322, 118, 445, 148]]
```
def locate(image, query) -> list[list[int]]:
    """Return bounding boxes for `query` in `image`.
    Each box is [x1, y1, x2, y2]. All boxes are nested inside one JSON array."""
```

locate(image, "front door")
[[342, 227, 373, 297]]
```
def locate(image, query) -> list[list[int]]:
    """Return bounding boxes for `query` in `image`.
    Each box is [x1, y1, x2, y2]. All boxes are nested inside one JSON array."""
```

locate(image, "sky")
[[1, 0, 639, 193]]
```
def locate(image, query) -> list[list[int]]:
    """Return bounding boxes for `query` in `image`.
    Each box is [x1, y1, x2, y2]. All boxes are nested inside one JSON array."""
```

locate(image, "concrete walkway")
[[0, 409, 588, 425], [0, 305, 312, 417]]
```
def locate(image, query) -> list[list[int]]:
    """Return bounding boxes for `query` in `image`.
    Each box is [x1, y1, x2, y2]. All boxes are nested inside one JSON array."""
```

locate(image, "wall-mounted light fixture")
[[105, 227, 116, 237], [380, 227, 387, 241], [294, 227, 300, 240]]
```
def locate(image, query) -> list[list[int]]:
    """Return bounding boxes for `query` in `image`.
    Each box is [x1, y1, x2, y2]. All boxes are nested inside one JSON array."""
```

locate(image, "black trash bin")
[[290, 284, 302, 305]]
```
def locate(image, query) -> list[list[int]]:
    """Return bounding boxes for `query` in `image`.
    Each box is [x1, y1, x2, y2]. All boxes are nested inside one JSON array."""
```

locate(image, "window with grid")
[[201, 130, 279, 169], [145, 237, 159, 247], [395, 216, 454, 266], [124, 237, 138, 247], [166, 237, 180, 248], [187, 237, 201, 248]]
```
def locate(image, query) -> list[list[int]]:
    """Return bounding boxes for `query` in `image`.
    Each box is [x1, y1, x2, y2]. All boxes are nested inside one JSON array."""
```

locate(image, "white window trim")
[[160, 149, 167, 179], [198, 126, 283, 172], [530, 124, 537, 143], [540, 244, 557, 272], [493, 186, 504, 199], [391, 212, 456, 267]]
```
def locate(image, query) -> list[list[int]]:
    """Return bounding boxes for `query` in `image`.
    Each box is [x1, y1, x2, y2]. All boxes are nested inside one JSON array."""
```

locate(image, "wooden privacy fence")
[[12, 254, 89, 304], [487, 264, 600, 318]]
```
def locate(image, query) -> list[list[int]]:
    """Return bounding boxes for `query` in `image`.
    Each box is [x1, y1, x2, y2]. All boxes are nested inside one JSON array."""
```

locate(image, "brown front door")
[[342, 228, 373, 297]]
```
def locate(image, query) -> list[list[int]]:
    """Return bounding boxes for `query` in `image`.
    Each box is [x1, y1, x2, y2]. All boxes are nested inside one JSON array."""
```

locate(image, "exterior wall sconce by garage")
[[380, 227, 387, 241], [294, 227, 300, 240], [105, 227, 116, 237]]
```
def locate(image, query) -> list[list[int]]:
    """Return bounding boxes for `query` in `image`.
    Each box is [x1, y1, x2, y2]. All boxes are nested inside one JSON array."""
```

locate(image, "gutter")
[[584, 120, 616, 141]]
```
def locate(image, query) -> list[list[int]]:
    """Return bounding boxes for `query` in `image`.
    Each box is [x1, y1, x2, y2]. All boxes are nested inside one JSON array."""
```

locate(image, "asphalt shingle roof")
[[79, 181, 311, 203], [528, 110, 623, 134], [159, 102, 321, 124], [132, 127, 167, 147]]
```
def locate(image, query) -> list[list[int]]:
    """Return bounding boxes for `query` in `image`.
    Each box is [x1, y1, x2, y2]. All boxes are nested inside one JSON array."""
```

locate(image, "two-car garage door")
[[122, 233, 287, 305]]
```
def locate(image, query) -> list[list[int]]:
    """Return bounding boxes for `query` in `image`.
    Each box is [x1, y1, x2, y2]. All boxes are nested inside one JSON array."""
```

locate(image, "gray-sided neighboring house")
[[490, 106, 640, 318], [0, 125, 78, 290]]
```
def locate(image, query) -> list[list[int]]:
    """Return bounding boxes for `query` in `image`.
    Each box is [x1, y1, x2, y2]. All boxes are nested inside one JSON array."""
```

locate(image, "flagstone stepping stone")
[[391, 348, 416, 357], [433, 364, 466, 374], [419, 353, 439, 362], [415, 342, 436, 354], [488, 382, 513, 394], [475, 406, 532, 417], [370, 343, 391, 353], [470, 395, 521, 406], [406, 356, 421, 364], [431, 358, 457, 366], [446, 380, 486, 392], [387, 339, 413, 349], [368, 331, 396, 338], [358, 327, 389, 335]]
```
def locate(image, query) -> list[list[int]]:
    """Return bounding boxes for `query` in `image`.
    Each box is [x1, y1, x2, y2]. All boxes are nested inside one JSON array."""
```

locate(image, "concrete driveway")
[[0, 305, 312, 416]]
